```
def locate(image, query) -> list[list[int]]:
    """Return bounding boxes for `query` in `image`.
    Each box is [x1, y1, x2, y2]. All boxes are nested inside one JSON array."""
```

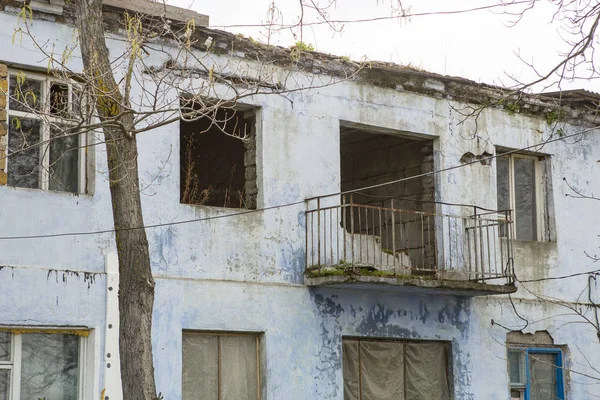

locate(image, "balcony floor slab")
[[305, 274, 517, 296]]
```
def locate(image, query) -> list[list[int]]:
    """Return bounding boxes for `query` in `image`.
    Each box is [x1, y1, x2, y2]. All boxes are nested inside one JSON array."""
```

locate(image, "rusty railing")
[[305, 192, 514, 283]]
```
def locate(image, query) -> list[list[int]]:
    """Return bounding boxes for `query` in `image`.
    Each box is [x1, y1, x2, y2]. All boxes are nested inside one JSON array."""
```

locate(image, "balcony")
[[305, 192, 517, 296]]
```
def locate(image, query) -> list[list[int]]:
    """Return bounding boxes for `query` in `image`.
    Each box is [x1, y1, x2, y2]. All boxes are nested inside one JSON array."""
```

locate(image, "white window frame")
[[5, 70, 88, 193], [497, 152, 547, 241], [0, 329, 90, 400]]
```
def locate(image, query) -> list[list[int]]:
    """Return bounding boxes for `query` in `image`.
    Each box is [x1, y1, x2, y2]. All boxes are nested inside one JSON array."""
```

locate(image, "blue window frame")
[[508, 348, 565, 400]]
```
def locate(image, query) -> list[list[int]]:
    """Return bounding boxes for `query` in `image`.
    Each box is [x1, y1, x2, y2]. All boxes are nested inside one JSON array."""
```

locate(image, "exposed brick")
[[0, 141, 5, 171], [244, 150, 256, 167], [0, 64, 7, 78], [0, 78, 6, 108], [245, 165, 257, 181]]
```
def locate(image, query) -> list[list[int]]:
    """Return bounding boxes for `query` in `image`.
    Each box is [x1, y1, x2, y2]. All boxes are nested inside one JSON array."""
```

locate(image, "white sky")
[[167, 0, 598, 93]]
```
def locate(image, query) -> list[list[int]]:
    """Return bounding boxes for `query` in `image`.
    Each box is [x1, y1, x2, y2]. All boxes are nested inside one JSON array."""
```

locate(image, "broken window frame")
[[496, 152, 547, 241], [0, 329, 89, 400], [508, 348, 565, 400], [5, 71, 89, 194], [182, 331, 262, 400]]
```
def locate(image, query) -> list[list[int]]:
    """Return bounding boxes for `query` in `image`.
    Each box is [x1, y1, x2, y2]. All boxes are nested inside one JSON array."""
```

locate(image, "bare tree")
[[3, 1, 366, 398]]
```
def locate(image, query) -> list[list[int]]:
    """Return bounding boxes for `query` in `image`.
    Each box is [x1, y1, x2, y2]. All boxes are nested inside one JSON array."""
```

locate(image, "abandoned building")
[[0, 1, 599, 399]]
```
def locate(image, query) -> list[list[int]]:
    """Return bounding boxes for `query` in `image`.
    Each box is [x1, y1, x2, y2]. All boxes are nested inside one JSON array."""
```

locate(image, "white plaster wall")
[[0, 10, 599, 399]]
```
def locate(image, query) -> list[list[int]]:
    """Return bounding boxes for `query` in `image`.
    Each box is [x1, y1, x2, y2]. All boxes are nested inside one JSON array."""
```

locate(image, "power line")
[[518, 269, 600, 283], [208, 1, 532, 30], [310, 126, 598, 200], [0, 127, 596, 241]]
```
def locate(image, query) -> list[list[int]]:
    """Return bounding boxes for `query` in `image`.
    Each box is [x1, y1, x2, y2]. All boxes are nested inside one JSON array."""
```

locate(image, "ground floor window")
[[182, 331, 261, 400], [342, 338, 451, 400], [508, 348, 564, 400], [0, 330, 87, 400]]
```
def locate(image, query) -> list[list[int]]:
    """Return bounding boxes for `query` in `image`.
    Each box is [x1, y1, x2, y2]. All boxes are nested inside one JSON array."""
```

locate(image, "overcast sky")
[[166, 0, 597, 93]]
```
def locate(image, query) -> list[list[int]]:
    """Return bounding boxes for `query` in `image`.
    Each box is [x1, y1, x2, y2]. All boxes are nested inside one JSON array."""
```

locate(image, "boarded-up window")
[[343, 339, 451, 400], [182, 332, 260, 400]]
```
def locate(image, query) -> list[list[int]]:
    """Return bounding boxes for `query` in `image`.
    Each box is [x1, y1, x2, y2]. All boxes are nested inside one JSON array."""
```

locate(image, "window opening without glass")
[[179, 104, 257, 209]]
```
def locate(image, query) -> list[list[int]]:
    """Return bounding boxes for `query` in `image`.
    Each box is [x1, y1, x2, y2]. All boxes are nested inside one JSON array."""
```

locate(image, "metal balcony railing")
[[306, 192, 515, 283]]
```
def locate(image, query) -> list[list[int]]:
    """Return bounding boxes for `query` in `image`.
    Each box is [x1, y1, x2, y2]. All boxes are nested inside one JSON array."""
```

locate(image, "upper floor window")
[[180, 102, 258, 209], [182, 331, 261, 400], [2, 72, 89, 194], [508, 348, 565, 400], [496, 151, 549, 241], [0, 330, 87, 400]]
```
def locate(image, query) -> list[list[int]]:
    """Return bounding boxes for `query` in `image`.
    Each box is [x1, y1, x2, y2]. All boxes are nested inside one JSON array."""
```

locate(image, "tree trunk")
[[74, 1, 157, 399]]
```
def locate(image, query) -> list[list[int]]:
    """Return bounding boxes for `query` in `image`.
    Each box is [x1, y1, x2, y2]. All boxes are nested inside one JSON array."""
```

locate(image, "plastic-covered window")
[[343, 339, 451, 400]]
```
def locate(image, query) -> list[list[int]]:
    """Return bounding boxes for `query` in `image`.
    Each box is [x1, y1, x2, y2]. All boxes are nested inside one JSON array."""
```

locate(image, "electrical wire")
[[0, 127, 596, 241]]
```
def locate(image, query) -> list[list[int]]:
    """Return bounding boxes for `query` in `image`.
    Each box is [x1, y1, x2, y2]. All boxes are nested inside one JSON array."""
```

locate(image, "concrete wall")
[[0, 9, 599, 400]]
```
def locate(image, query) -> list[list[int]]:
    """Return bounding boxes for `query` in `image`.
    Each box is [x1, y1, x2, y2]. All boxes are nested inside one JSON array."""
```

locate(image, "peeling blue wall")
[[1, 9, 600, 400]]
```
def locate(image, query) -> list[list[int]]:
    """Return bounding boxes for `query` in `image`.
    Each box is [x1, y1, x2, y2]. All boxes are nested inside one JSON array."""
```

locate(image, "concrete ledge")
[[305, 275, 517, 296], [103, 0, 209, 26]]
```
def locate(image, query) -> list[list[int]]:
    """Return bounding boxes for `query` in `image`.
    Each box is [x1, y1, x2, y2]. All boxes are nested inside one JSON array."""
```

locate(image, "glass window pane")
[[529, 353, 558, 400], [514, 157, 537, 240], [182, 334, 218, 400], [511, 388, 524, 400], [0, 369, 9, 400], [7, 117, 41, 189], [496, 155, 510, 212], [0, 333, 10, 362], [508, 350, 525, 385], [49, 126, 79, 193], [49, 83, 69, 117], [9, 76, 43, 113], [221, 335, 258, 400], [20, 333, 79, 400]]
